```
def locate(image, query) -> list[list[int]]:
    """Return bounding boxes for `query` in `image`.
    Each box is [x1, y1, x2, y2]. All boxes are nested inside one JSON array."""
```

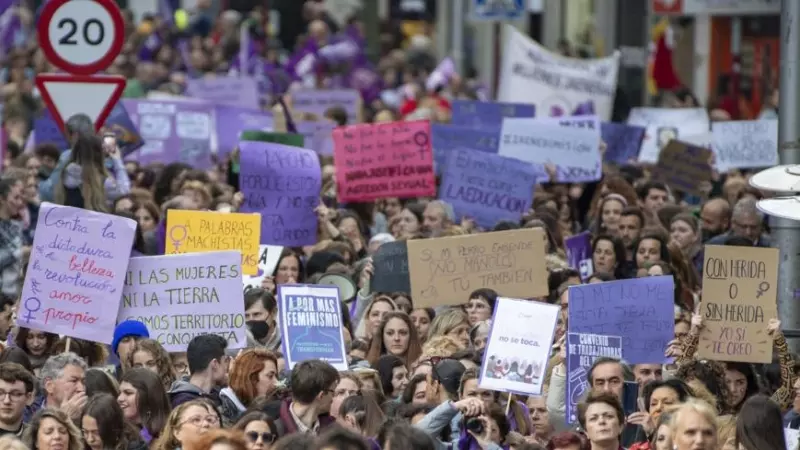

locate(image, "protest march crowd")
[[0, 1, 795, 450]]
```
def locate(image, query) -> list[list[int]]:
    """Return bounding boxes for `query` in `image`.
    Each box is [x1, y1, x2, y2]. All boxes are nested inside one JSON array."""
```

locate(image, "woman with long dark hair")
[[118, 368, 172, 443], [53, 134, 130, 212], [735, 395, 785, 450], [81, 394, 146, 450]]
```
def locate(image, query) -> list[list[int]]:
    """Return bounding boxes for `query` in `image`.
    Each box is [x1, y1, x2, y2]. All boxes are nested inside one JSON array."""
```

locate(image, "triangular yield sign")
[[35, 74, 126, 134]]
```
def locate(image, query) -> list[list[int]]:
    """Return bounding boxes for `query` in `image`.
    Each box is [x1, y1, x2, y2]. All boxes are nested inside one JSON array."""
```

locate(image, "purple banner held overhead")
[[186, 76, 261, 110], [565, 232, 593, 281], [292, 89, 361, 124], [239, 141, 322, 247], [214, 105, 274, 157], [123, 99, 214, 169], [451, 100, 536, 127], [439, 148, 537, 230], [568, 276, 675, 364], [601, 122, 645, 165]]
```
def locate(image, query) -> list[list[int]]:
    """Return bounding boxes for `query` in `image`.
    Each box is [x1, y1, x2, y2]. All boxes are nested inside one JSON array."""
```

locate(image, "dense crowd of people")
[[0, 1, 795, 450]]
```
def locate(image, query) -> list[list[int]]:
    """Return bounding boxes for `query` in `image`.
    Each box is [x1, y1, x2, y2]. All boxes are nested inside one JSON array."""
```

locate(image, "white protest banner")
[[712, 120, 778, 172], [118, 251, 247, 352], [243, 245, 284, 292], [627, 107, 710, 163], [17, 203, 136, 344], [499, 117, 602, 182], [478, 297, 559, 396], [497, 25, 620, 121]]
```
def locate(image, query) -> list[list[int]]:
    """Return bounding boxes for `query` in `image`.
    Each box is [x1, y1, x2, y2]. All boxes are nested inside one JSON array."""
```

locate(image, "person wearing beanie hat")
[[112, 320, 149, 378]]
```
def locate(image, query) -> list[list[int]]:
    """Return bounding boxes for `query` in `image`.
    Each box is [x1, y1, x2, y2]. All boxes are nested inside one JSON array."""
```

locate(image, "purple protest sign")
[[451, 100, 536, 127], [279, 284, 348, 371], [292, 89, 361, 124], [601, 122, 645, 165], [185, 76, 261, 110], [17, 203, 136, 344], [566, 333, 622, 423], [33, 109, 69, 150], [568, 276, 675, 364], [296, 120, 336, 156], [123, 99, 214, 169], [118, 251, 246, 352], [239, 141, 321, 247], [565, 232, 593, 281], [439, 148, 537, 229], [214, 105, 274, 157]]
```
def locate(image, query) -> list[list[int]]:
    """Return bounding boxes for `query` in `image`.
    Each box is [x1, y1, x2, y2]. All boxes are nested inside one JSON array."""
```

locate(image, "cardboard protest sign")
[[291, 89, 363, 124], [439, 148, 538, 229], [479, 298, 558, 396], [712, 120, 778, 172], [568, 276, 674, 364], [240, 130, 304, 148], [407, 228, 548, 308], [278, 284, 348, 371], [371, 241, 410, 294], [186, 76, 261, 110], [119, 251, 247, 352], [17, 203, 136, 344], [239, 141, 321, 247], [627, 107, 710, 163], [430, 124, 501, 174], [123, 99, 215, 169], [499, 117, 602, 182], [566, 333, 622, 423], [243, 245, 284, 292], [451, 100, 535, 127], [497, 26, 620, 121], [654, 140, 712, 196], [698, 245, 779, 363], [166, 210, 261, 275], [332, 119, 435, 202]]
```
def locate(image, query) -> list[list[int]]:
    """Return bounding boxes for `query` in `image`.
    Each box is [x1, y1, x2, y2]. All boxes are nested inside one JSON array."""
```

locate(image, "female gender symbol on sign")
[[38, 0, 125, 75]]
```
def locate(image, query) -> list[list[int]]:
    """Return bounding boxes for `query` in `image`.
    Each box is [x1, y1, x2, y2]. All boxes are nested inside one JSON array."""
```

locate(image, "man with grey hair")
[[423, 200, 455, 237], [705, 197, 770, 247], [35, 352, 87, 422]]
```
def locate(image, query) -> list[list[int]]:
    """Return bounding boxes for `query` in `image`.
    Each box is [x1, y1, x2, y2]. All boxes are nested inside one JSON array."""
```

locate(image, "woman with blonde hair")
[[426, 309, 470, 349], [669, 400, 718, 450], [354, 296, 397, 341], [23, 408, 83, 450], [352, 368, 385, 405], [151, 400, 222, 450]]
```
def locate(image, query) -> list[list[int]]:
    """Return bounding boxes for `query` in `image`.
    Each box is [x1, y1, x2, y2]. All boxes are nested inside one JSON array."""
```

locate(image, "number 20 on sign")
[[38, 0, 125, 75]]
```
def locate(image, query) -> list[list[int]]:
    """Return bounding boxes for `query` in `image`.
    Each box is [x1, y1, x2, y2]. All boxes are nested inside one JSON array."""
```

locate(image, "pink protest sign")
[[17, 203, 136, 344], [332, 119, 436, 202]]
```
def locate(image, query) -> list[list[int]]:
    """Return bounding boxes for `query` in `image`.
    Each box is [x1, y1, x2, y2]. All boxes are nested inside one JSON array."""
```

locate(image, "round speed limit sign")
[[38, 0, 124, 75]]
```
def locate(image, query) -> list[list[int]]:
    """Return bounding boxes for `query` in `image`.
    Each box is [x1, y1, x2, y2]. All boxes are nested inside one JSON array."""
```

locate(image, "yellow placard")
[[166, 210, 261, 275]]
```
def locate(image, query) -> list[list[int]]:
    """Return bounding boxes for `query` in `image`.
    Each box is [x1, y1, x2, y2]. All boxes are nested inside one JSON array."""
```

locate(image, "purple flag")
[[286, 39, 319, 79], [564, 232, 593, 281], [103, 102, 144, 157], [239, 141, 321, 247], [345, 63, 382, 104], [601, 122, 645, 165], [214, 105, 274, 157], [568, 276, 675, 364], [451, 100, 536, 127], [123, 99, 214, 169], [0, 1, 21, 57], [33, 110, 69, 150], [439, 147, 537, 229]]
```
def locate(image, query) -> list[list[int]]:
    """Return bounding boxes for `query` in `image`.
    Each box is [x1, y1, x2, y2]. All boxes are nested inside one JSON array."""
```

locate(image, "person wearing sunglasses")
[[234, 412, 278, 450]]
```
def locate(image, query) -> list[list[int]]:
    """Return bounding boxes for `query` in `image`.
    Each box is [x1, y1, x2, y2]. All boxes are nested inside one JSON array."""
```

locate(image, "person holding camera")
[[459, 404, 511, 450]]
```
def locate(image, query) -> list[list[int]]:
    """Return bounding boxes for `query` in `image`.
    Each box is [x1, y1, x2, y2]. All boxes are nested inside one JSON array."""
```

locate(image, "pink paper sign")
[[332, 119, 435, 202], [17, 203, 136, 344]]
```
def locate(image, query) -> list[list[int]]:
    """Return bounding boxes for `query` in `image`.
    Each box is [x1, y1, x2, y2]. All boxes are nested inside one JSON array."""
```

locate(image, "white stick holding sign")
[[243, 245, 284, 291], [478, 297, 559, 396], [712, 120, 778, 172]]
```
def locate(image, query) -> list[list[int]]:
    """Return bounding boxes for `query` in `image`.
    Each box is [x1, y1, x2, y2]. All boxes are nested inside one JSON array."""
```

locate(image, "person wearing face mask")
[[243, 289, 280, 351]]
